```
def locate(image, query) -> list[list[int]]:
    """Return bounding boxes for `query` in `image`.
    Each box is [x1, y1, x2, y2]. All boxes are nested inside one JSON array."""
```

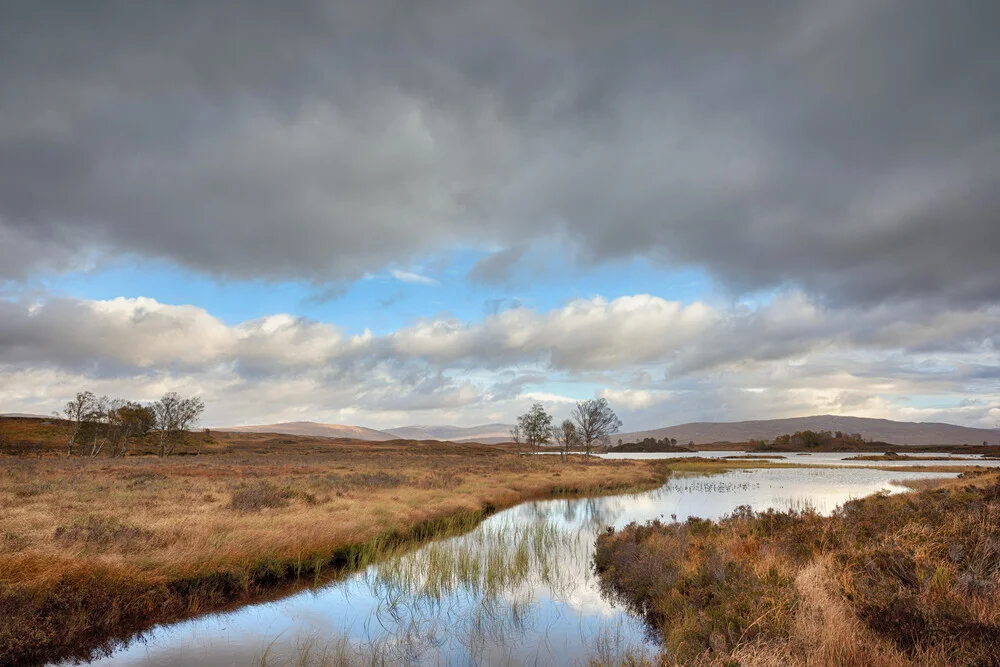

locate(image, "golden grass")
[[0, 439, 668, 664], [3, 414, 994, 665]]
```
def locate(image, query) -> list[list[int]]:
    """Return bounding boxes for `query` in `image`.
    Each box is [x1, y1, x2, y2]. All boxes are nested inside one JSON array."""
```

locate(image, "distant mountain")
[[216, 421, 396, 441], [618, 415, 1000, 447], [385, 423, 514, 443], [0, 413, 52, 419]]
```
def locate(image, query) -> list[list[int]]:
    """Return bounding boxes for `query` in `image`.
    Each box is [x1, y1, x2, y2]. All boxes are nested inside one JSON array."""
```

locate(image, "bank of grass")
[[0, 442, 669, 665], [594, 470, 1000, 665]]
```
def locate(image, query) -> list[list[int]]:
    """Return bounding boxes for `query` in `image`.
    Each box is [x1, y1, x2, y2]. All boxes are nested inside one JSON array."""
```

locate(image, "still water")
[[78, 467, 956, 666], [600, 451, 1000, 468]]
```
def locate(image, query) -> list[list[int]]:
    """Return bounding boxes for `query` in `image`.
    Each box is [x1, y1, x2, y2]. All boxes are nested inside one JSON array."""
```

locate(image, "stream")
[[71, 466, 957, 666]]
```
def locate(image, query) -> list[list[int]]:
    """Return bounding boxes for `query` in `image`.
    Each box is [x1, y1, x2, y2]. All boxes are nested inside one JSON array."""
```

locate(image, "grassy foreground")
[[594, 470, 1000, 665], [0, 438, 667, 665]]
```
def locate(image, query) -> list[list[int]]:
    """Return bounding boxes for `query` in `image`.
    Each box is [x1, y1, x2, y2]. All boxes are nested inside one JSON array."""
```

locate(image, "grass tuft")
[[229, 481, 295, 512], [53, 516, 155, 548]]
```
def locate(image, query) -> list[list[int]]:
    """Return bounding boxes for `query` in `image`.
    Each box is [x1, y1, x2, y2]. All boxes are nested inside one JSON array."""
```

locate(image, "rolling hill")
[[385, 423, 514, 443], [617, 415, 1000, 447], [216, 421, 396, 441]]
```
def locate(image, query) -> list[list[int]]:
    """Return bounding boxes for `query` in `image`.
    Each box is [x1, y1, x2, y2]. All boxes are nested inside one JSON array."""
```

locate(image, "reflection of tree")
[[346, 517, 607, 663], [505, 488, 668, 533], [272, 487, 678, 664], [562, 498, 578, 523], [579, 497, 624, 530]]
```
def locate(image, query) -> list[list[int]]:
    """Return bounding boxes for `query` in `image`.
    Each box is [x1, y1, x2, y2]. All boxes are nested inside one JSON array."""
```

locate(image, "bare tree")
[[152, 392, 180, 457], [87, 395, 111, 457], [167, 396, 205, 455], [554, 419, 579, 463], [153, 393, 205, 456], [571, 398, 622, 456], [517, 402, 553, 454], [510, 424, 522, 456], [62, 391, 96, 457]]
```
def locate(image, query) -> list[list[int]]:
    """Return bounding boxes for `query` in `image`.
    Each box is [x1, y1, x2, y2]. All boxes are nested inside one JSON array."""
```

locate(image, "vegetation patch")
[[417, 470, 464, 489], [53, 516, 155, 549], [12, 481, 53, 498], [229, 481, 295, 512], [595, 472, 1000, 664], [0, 434, 667, 665]]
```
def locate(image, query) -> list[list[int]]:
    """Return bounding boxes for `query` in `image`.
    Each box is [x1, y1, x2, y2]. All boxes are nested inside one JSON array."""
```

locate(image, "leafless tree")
[[554, 419, 579, 463], [571, 398, 622, 456], [153, 392, 205, 456], [87, 395, 112, 457], [510, 424, 522, 456], [169, 396, 205, 455], [62, 391, 96, 457], [152, 393, 180, 456]]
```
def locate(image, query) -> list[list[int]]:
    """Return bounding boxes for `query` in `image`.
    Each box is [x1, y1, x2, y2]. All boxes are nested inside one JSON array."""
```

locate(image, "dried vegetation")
[[595, 470, 1000, 665], [0, 422, 667, 665]]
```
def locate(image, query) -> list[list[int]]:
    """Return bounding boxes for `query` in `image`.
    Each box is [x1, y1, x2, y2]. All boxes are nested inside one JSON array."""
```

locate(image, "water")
[[76, 467, 957, 666], [599, 450, 1000, 468]]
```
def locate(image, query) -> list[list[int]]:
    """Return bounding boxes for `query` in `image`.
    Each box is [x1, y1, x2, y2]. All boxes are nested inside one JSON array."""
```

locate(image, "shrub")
[[228, 481, 293, 512], [312, 471, 409, 493], [53, 516, 154, 548], [595, 479, 1000, 664]]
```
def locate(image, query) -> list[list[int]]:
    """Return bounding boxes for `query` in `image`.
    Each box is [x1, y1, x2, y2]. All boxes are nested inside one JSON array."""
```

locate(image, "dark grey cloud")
[[1, 0, 998, 305], [468, 247, 527, 285]]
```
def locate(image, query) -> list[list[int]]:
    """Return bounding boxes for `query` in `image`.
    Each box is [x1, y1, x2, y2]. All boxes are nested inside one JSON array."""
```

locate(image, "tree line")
[[509, 398, 623, 461], [61, 391, 205, 457], [751, 430, 866, 449]]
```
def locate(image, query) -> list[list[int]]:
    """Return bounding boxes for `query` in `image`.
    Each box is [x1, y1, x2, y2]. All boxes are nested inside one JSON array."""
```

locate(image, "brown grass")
[[0, 430, 669, 665], [595, 471, 1000, 665]]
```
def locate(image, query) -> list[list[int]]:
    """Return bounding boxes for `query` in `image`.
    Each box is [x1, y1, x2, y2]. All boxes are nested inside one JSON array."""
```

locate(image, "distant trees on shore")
[[515, 402, 553, 454], [631, 436, 683, 450], [554, 419, 579, 462], [750, 430, 866, 449], [513, 398, 622, 457], [62, 391, 204, 458], [572, 398, 624, 456]]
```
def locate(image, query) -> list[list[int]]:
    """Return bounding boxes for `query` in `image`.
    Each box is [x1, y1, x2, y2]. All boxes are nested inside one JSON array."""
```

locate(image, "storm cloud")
[[2, 0, 998, 305]]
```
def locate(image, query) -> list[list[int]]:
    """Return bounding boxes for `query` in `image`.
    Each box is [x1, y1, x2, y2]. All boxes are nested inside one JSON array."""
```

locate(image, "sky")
[[1, 0, 998, 431]]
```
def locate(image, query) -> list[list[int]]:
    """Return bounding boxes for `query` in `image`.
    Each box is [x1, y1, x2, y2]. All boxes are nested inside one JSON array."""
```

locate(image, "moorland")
[[3, 415, 998, 665], [0, 416, 666, 664]]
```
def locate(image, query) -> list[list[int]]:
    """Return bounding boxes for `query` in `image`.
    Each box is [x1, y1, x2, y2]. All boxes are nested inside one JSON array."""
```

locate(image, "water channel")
[[75, 466, 958, 666]]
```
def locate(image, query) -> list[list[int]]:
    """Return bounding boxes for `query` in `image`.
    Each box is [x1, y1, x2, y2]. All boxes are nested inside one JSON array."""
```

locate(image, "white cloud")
[[391, 295, 717, 370], [0, 292, 997, 429], [390, 269, 439, 286], [597, 388, 671, 411]]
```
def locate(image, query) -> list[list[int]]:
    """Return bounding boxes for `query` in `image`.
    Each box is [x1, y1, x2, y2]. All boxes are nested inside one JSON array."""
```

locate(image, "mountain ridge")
[[215, 421, 396, 441], [147, 415, 999, 446], [385, 423, 514, 442], [617, 414, 999, 447]]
